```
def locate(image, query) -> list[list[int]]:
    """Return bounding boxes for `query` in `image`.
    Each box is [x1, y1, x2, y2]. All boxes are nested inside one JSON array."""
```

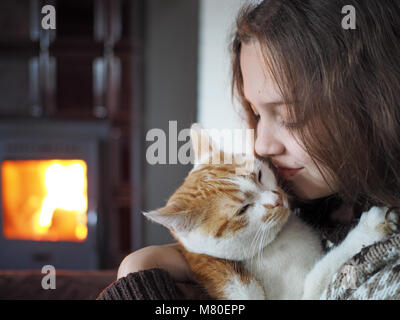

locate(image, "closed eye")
[[258, 170, 262, 183], [237, 204, 250, 215]]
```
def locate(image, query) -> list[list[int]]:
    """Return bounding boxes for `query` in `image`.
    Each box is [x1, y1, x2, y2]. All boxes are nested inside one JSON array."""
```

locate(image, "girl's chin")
[[286, 177, 336, 200]]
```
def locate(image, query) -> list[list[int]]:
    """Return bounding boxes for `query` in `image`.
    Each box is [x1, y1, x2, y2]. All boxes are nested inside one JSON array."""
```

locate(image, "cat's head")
[[143, 124, 290, 260]]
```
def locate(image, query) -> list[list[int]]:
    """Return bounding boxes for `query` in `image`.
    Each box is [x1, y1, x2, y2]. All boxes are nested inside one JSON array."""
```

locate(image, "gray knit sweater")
[[323, 233, 400, 299]]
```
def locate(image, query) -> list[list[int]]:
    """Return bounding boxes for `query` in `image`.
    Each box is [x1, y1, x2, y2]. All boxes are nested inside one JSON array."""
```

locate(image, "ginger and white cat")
[[144, 124, 399, 299]]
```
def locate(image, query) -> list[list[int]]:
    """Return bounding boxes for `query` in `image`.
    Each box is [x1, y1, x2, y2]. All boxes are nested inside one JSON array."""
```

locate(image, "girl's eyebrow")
[[245, 96, 285, 108], [264, 101, 285, 107]]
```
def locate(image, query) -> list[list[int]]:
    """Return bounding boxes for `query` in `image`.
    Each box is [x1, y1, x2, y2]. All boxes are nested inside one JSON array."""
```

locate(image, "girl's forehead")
[[240, 42, 282, 107]]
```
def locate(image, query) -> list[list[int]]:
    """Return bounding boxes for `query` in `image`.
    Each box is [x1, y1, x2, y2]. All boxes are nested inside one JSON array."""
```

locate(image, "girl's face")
[[240, 41, 337, 200]]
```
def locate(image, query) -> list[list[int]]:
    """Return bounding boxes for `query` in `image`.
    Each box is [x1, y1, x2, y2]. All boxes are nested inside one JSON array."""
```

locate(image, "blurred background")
[[0, 0, 248, 287]]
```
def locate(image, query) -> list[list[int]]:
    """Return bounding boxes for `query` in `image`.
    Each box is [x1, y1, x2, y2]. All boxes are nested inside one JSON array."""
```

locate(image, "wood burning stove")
[[0, 119, 110, 270], [0, 0, 145, 270]]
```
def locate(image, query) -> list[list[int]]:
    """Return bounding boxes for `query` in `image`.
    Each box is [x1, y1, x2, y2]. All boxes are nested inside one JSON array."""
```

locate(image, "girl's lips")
[[277, 167, 303, 179]]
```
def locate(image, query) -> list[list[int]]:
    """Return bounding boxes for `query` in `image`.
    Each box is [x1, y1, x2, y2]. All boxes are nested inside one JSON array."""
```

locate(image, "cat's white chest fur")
[[243, 214, 323, 299]]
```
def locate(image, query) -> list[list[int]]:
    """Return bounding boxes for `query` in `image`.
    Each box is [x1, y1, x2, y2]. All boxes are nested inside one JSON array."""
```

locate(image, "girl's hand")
[[117, 243, 194, 282]]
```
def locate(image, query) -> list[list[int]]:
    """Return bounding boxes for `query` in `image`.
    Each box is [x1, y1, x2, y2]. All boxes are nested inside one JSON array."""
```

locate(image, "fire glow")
[[2, 160, 88, 242]]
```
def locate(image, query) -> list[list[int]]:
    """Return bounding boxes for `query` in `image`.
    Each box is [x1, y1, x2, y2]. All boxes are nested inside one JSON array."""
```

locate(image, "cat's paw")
[[359, 206, 399, 237], [224, 277, 265, 300]]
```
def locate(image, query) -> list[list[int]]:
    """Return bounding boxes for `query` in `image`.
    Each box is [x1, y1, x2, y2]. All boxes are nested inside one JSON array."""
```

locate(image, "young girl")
[[98, 0, 400, 300]]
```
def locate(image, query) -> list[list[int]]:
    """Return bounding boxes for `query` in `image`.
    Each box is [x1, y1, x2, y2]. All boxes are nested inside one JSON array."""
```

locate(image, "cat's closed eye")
[[237, 204, 250, 215], [258, 170, 262, 183]]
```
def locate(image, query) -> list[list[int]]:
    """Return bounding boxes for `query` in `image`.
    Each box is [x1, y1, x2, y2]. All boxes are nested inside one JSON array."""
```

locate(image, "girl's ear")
[[142, 203, 193, 233], [190, 123, 224, 168]]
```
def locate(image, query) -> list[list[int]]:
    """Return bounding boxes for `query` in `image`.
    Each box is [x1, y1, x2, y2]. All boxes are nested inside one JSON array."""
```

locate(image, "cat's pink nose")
[[273, 197, 283, 207], [260, 190, 286, 208], [271, 190, 284, 207]]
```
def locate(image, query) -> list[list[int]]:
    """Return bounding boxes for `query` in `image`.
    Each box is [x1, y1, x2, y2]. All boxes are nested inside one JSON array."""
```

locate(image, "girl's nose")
[[255, 124, 285, 157]]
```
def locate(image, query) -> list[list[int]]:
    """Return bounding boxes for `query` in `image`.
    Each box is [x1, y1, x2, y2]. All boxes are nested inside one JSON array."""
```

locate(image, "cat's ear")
[[190, 123, 223, 168], [143, 203, 193, 233]]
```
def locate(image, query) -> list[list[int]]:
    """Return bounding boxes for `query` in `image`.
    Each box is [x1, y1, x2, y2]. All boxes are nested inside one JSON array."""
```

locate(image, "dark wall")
[[140, 0, 199, 246]]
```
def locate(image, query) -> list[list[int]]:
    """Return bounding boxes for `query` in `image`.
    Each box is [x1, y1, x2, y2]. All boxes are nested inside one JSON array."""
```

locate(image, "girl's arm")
[[117, 243, 194, 282], [97, 243, 208, 300]]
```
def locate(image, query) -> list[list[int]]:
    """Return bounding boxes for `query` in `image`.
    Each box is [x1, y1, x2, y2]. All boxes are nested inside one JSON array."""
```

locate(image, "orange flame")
[[2, 160, 88, 242]]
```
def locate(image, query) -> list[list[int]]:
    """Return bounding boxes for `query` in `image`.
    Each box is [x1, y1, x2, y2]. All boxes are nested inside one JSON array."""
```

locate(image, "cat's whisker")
[[249, 224, 264, 274], [259, 225, 268, 269], [248, 229, 257, 274], [257, 228, 263, 269], [253, 225, 263, 255], [255, 226, 263, 269]]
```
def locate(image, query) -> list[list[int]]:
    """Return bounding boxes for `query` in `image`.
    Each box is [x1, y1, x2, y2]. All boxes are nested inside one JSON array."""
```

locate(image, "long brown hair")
[[231, 0, 400, 217]]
